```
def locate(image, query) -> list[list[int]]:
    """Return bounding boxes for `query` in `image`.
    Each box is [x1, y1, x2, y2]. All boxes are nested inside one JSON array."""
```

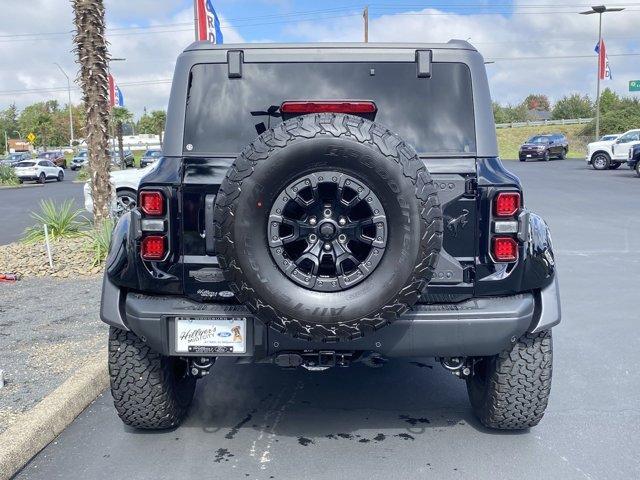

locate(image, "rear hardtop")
[[163, 41, 498, 159]]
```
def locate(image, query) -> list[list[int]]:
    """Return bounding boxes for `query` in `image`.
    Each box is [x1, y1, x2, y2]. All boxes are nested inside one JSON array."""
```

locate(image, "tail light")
[[494, 192, 520, 217], [492, 237, 518, 262], [280, 100, 377, 115], [140, 191, 164, 216], [141, 235, 166, 260]]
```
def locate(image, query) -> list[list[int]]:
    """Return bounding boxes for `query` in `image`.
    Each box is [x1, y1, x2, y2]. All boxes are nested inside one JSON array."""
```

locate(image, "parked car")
[[14, 159, 64, 183], [100, 42, 561, 432], [628, 144, 640, 177], [70, 150, 88, 170], [36, 151, 66, 169], [140, 149, 162, 167], [519, 133, 568, 161], [1, 152, 31, 167], [599, 133, 621, 142], [109, 149, 135, 168], [83, 163, 156, 218], [586, 129, 640, 170]]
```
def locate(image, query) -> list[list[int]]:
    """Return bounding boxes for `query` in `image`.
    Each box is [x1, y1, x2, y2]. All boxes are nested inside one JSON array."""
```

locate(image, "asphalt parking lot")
[[13, 159, 640, 480], [0, 170, 85, 245]]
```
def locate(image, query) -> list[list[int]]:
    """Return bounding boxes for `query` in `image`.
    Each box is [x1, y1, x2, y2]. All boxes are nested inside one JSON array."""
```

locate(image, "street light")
[[579, 5, 625, 140], [53, 63, 74, 147]]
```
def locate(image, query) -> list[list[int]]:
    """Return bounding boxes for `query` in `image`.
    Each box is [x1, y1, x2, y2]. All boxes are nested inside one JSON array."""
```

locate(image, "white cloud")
[[282, 3, 640, 105], [0, 1, 637, 118]]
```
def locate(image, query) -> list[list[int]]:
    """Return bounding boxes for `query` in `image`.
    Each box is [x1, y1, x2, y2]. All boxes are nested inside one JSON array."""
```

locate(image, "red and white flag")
[[595, 39, 612, 80]]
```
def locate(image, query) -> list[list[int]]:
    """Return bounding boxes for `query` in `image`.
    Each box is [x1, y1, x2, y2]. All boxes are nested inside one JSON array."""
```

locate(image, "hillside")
[[496, 124, 589, 160]]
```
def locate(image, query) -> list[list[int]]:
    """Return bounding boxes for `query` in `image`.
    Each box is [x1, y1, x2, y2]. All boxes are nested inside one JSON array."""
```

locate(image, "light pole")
[[579, 5, 624, 140], [53, 63, 75, 147]]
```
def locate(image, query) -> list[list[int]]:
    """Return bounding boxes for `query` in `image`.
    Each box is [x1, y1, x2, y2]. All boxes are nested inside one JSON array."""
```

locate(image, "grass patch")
[[496, 124, 590, 160], [22, 199, 87, 243], [0, 164, 19, 186], [76, 167, 90, 182]]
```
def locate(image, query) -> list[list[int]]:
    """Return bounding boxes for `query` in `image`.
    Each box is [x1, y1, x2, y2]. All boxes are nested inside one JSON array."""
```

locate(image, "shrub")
[[0, 164, 19, 186], [22, 199, 87, 243], [76, 167, 90, 182], [85, 219, 114, 266]]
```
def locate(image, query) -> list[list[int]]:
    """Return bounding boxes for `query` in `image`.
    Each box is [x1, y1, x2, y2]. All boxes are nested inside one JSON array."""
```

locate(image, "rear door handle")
[[204, 194, 216, 255]]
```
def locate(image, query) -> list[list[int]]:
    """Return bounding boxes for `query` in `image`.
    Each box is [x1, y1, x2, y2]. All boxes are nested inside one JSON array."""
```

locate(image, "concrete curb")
[[0, 184, 43, 190], [0, 349, 108, 480]]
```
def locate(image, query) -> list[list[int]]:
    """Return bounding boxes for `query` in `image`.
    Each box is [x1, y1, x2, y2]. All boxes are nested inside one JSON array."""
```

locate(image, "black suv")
[[101, 42, 561, 431], [519, 133, 568, 161]]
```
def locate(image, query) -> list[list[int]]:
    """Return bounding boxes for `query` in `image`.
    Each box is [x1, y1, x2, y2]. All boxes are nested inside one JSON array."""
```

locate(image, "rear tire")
[[38, 173, 46, 184], [57, 171, 64, 182], [108, 327, 196, 429], [636, 162, 640, 177], [558, 149, 567, 160], [466, 330, 552, 430]]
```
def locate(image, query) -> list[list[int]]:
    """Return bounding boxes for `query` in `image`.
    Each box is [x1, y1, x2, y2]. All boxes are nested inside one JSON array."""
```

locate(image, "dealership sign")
[[630, 80, 640, 92]]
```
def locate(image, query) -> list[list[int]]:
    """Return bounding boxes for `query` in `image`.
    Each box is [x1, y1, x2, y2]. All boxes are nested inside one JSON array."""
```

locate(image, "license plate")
[[175, 316, 247, 354], [526, 154, 532, 158]]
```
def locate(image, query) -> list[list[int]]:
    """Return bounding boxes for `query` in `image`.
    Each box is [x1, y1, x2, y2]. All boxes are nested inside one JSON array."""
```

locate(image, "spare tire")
[[213, 113, 443, 342]]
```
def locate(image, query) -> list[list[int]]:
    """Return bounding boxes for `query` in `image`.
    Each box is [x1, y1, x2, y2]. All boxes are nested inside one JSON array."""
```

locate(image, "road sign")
[[26, 132, 36, 143], [630, 80, 640, 92]]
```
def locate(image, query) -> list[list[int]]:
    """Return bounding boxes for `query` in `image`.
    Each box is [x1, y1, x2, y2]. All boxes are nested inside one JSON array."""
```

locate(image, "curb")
[[0, 184, 43, 190], [0, 349, 108, 480]]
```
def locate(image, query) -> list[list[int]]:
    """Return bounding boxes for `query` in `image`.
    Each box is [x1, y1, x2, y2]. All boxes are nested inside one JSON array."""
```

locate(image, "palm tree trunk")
[[117, 121, 125, 168], [72, 0, 111, 224]]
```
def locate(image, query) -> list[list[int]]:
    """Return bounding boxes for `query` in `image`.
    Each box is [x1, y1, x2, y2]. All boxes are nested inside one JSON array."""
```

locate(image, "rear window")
[[184, 62, 476, 155], [16, 161, 35, 167]]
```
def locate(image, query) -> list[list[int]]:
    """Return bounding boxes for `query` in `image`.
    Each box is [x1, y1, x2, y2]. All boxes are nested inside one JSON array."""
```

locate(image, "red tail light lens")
[[494, 192, 521, 217], [141, 235, 166, 260], [140, 191, 164, 216], [280, 101, 377, 115], [492, 237, 518, 262]]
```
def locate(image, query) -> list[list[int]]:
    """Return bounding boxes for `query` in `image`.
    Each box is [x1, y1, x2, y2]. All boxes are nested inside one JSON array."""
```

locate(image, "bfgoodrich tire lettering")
[[466, 330, 552, 430], [108, 327, 196, 429], [213, 113, 443, 342]]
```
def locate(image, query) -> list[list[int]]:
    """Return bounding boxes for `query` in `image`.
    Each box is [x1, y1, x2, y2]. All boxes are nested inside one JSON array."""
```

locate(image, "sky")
[[0, 0, 639, 117]]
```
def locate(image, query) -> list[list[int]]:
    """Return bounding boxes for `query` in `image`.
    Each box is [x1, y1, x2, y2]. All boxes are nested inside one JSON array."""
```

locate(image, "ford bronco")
[[101, 41, 561, 431]]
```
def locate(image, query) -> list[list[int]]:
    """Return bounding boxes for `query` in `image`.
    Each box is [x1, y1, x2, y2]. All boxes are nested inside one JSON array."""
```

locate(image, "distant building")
[[8, 139, 33, 153], [528, 109, 552, 121]]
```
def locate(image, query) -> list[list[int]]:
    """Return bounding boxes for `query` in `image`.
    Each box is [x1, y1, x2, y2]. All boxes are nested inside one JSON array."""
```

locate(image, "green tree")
[[110, 107, 133, 167], [137, 109, 166, 146], [0, 104, 19, 153], [551, 94, 594, 120], [492, 101, 532, 124], [598, 88, 620, 115], [73, 0, 112, 224]]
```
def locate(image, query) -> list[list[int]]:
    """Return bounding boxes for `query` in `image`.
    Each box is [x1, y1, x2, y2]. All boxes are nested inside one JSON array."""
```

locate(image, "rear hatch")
[[179, 55, 478, 302]]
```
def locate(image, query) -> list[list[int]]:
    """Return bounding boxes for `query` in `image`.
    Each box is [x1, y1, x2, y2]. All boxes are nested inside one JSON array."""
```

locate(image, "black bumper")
[[100, 275, 561, 360]]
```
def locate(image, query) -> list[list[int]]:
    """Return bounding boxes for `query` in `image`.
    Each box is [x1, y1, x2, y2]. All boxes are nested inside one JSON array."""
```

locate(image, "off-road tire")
[[214, 113, 443, 342], [466, 330, 552, 430], [108, 327, 196, 429]]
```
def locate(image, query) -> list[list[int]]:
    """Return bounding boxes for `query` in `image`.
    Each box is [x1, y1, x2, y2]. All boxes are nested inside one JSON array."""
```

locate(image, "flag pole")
[[194, 0, 199, 41], [595, 12, 602, 141], [363, 6, 369, 43]]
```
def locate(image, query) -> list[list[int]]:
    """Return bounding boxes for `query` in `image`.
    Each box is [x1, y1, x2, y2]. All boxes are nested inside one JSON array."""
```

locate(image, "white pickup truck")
[[586, 129, 640, 170]]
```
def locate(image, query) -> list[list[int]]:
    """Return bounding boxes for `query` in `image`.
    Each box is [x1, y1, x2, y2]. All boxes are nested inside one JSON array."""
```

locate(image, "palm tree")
[[72, 0, 111, 224], [111, 107, 133, 168], [150, 110, 167, 147]]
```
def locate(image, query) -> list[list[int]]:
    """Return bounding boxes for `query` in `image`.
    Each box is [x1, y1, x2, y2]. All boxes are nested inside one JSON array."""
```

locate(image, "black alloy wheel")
[[268, 171, 387, 292]]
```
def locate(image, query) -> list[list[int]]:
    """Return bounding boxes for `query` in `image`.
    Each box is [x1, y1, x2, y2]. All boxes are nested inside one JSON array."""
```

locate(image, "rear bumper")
[[101, 275, 561, 359]]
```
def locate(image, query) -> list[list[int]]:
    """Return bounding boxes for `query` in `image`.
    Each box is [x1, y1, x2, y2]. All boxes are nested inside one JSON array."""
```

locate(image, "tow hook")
[[188, 357, 215, 378], [440, 357, 473, 379]]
